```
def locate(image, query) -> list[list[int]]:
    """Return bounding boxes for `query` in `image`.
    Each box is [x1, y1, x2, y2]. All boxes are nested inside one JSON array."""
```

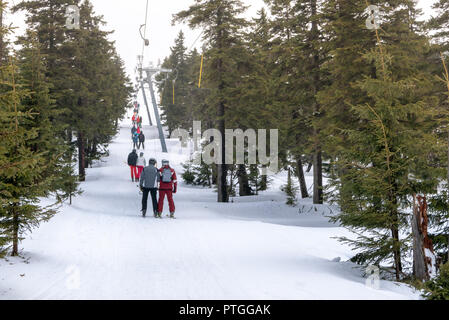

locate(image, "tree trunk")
[[216, 7, 228, 203], [306, 161, 313, 173], [228, 166, 235, 197], [412, 194, 436, 281], [390, 195, 403, 281], [207, 165, 212, 187], [313, 149, 323, 204], [78, 132, 86, 182], [311, 0, 323, 205], [296, 156, 309, 199], [447, 129, 449, 263], [237, 164, 252, 196], [212, 164, 217, 185], [412, 194, 428, 281], [260, 165, 268, 191], [391, 225, 402, 281], [12, 206, 19, 256]]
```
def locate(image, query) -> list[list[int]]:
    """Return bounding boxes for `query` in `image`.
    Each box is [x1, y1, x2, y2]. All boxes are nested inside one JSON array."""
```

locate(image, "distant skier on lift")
[[157, 159, 177, 219]]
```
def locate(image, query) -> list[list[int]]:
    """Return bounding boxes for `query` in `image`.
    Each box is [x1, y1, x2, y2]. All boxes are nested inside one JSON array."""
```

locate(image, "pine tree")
[[174, 0, 249, 203], [282, 167, 298, 206], [331, 1, 440, 280], [0, 56, 57, 256], [265, 0, 327, 204], [428, 0, 449, 263], [15, 0, 131, 182], [157, 31, 193, 132], [423, 262, 449, 299], [317, 0, 378, 211]]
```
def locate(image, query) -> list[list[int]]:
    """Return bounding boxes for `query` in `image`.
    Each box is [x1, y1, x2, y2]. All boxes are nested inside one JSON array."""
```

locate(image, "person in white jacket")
[[136, 152, 146, 182]]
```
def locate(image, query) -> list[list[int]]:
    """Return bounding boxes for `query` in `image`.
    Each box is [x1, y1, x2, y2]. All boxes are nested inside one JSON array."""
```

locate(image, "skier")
[[137, 126, 141, 135], [138, 131, 145, 150], [132, 131, 139, 150], [127, 149, 138, 182], [139, 158, 160, 218], [136, 152, 146, 182], [131, 125, 137, 138], [132, 113, 137, 125], [157, 159, 177, 218]]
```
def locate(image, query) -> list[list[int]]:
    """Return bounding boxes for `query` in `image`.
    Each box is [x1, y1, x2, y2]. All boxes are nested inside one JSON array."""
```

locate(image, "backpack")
[[161, 168, 172, 183]]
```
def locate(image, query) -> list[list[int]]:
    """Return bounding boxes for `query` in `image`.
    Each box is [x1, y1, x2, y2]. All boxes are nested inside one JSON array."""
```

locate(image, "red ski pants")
[[158, 189, 175, 213], [136, 166, 144, 179], [130, 165, 138, 180]]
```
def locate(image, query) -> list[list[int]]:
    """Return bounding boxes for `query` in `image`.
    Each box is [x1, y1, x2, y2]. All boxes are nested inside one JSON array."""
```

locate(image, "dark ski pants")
[[133, 141, 138, 149], [158, 189, 175, 214], [138, 141, 145, 150], [142, 188, 158, 213]]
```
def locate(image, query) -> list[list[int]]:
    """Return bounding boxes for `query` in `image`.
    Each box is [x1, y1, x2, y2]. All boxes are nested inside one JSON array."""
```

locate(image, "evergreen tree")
[[15, 0, 131, 182], [281, 167, 298, 206], [174, 0, 249, 203], [330, 1, 440, 280], [0, 56, 56, 256], [423, 262, 449, 299], [157, 31, 192, 133], [264, 0, 327, 204], [428, 0, 449, 263]]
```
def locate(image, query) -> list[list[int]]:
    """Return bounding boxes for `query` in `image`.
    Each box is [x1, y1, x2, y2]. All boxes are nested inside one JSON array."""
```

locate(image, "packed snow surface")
[[0, 125, 420, 300]]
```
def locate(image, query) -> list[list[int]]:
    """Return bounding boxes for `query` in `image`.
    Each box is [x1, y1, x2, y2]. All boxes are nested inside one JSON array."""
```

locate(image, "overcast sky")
[[7, 0, 437, 85]]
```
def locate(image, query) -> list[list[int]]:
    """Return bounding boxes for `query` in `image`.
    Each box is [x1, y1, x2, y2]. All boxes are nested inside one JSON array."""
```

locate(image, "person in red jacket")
[[157, 159, 177, 218]]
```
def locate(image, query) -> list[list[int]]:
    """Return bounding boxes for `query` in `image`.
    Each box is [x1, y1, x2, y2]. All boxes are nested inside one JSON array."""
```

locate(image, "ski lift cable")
[[165, 1, 224, 103], [141, 0, 150, 59]]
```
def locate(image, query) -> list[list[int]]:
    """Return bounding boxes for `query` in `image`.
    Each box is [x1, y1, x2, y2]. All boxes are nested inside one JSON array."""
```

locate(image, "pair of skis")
[[141, 210, 176, 219]]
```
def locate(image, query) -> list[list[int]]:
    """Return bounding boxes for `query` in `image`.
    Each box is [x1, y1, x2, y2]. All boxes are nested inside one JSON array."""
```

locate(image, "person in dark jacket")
[[132, 131, 139, 149], [127, 149, 138, 182], [139, 158, 160, 217], [131, 126, 137, 140], [138, 132, 145, 150]]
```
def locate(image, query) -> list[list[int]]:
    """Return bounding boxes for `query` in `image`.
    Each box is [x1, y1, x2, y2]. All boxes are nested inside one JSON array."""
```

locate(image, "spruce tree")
[[264, 0, 327, 204], [157, 31, 193, 132], [174, 0, 249, 203], [331, 1, 440, 280], [282, 167, 298, 206], [0, 57, 56, 256]]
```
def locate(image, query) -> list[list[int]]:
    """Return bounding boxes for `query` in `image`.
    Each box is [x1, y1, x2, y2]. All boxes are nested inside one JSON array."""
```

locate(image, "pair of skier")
[[132, 130, 145, 150], [127, 149, 146, 182], [139, 159, 177, 219]]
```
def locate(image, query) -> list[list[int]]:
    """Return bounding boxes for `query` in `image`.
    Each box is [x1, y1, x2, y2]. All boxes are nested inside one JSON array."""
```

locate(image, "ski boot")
[[170, 212, 175, 219], [142, 209, 146, 218]]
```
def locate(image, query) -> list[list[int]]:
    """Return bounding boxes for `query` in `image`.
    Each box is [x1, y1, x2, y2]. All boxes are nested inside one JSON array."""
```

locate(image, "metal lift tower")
[[137, 57, 171, 153]]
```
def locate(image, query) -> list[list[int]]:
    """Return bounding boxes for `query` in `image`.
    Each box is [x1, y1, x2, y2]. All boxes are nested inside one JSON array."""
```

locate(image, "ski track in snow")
[[0, 125, 421, 300]]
